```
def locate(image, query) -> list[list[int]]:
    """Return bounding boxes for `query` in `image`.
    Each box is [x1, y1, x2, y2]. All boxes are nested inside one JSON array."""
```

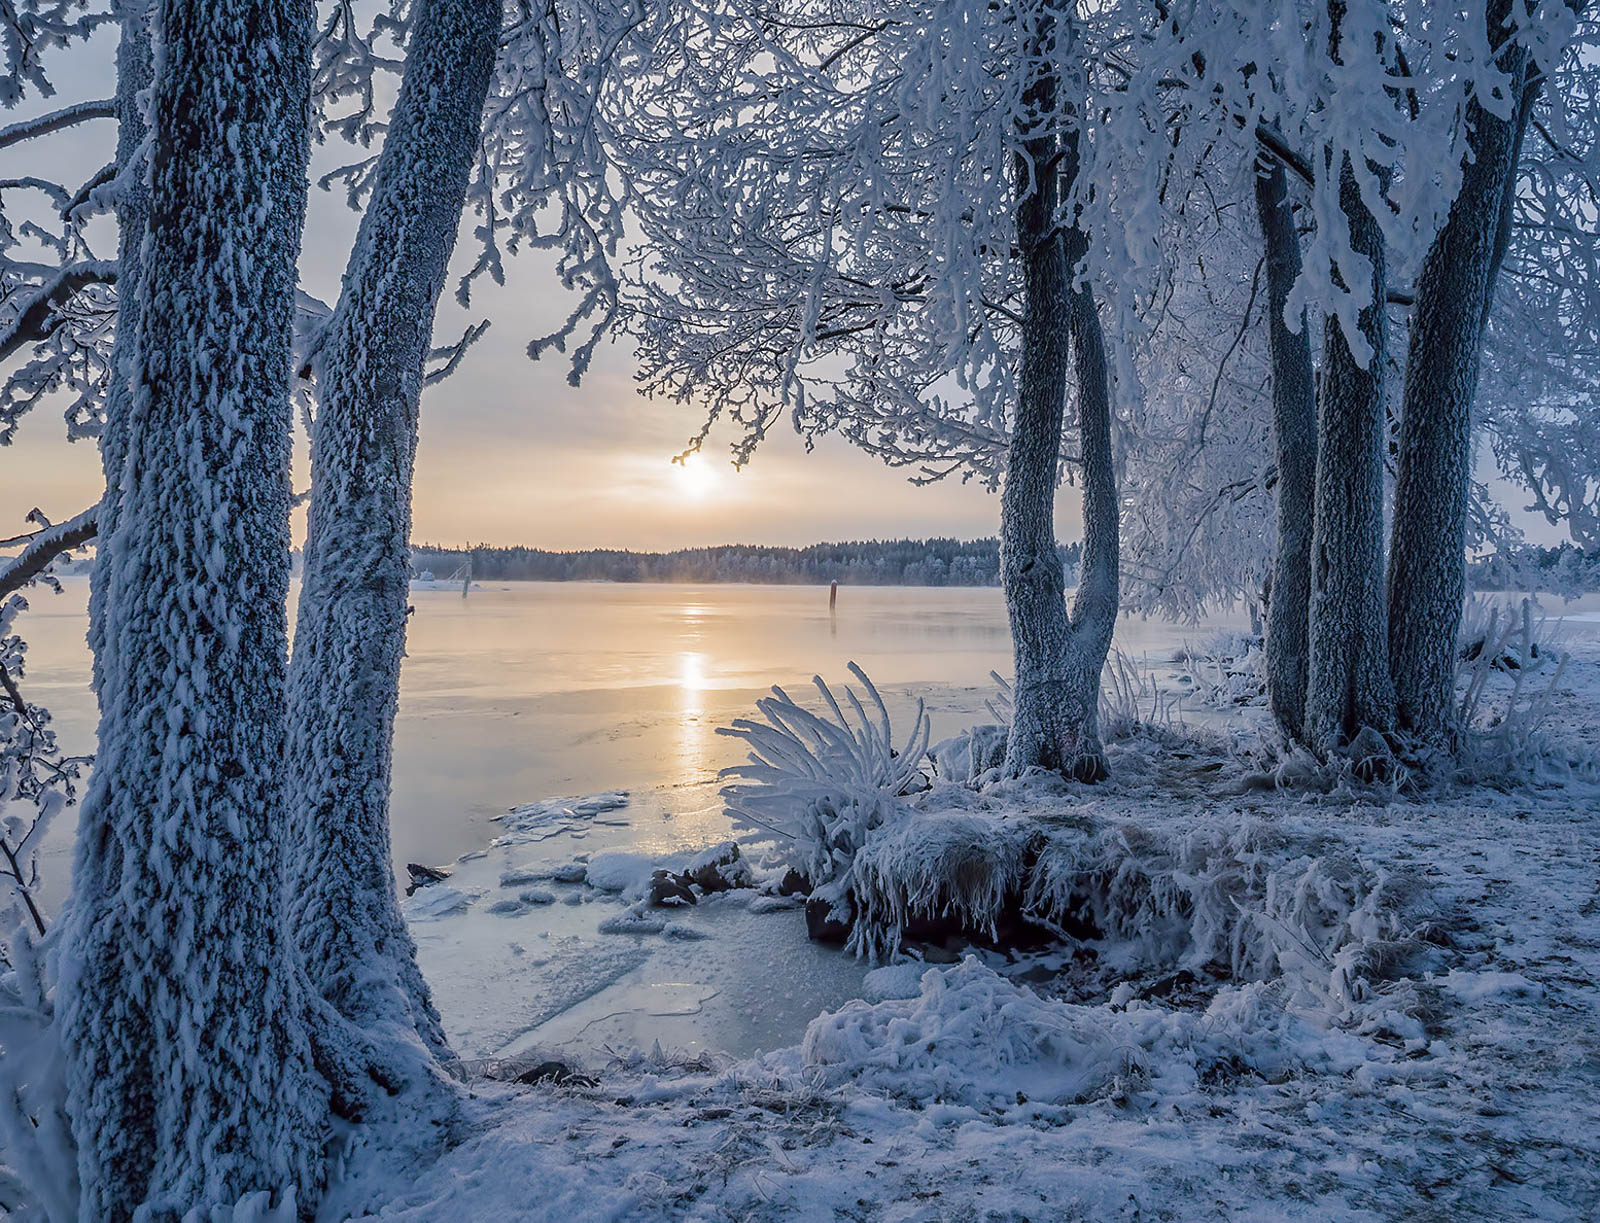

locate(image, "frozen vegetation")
[[320, 638, 1600, 1220], [3, 0, 1600, 1217]]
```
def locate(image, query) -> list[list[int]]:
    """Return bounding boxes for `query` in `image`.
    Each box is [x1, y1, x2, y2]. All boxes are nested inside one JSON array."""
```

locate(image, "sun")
[[672, 451, 721, 499]]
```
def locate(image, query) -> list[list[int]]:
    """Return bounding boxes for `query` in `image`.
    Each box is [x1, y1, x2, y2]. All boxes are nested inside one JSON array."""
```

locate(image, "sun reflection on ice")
[[675, 650, 716, 797], [678, 650, 709, 692]]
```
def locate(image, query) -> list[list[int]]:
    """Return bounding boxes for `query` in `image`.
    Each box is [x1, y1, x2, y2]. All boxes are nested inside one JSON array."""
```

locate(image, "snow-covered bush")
[[787, 956, 1357, 1115], [0, 927, 75, 1223], [0, 554, 86, 1221], [1455, 597, 1590, 784], [718, 663, 930, 889], [1176, 632, 1267, 709]]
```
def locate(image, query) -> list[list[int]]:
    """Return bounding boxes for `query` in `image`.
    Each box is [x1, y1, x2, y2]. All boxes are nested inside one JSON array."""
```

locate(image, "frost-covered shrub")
[[850, 810, 1033, 959], [718, 663, 930, 888], [787, 957, 1350, 1114], [1455, 598, 1591, 784], [0, 926, 75, 1223], [1176, 631, 1266, 709], [0, 591, 84, 1223]]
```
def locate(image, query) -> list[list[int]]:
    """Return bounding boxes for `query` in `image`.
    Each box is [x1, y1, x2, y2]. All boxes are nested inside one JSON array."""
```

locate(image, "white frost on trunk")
[[1001, 20, 1118, 782], [56, 0, 326, 1216], [1254, 159, 1317, 743], [288, 0, 500, 1078], [1303, 150, 1395, 752], [1388, 0, 1533, 747]]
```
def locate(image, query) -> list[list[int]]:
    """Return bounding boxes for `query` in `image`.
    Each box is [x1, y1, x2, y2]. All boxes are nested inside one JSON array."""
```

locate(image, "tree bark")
[[1388, 0, 1532, 745], [58, 0, 325, 1216], [1001, 8, 1117, 782], [1304, 148, 1395, 754], [287, 0, 499, 1073], [1253, 159, 1317, 741], [86, 0, 151, 702]]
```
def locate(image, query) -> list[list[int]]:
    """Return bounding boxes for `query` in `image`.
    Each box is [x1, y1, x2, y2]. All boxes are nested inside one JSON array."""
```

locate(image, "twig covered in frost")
[[0, 544, 84, 1223], [718, 663, 929, 887], [1456, 597, 1585, 784]]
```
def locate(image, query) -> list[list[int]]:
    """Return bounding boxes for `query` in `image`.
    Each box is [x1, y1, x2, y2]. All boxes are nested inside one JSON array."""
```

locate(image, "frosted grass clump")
[[981, 652, 1181, 765], [1025, 819, 1428, 1010], [1456, 598, 1591, 785], [718, 663, 930, 889], [851, 811, 1033, 959], [1177, 632, 1267, 709]]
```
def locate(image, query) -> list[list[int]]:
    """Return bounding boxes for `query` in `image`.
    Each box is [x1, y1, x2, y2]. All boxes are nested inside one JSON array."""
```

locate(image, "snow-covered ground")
[[333, 638, 1600, 1220]]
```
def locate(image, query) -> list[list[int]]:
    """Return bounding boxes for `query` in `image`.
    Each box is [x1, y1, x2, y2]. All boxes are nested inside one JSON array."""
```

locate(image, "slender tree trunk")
[[1001, 9, 1117, 782], [86, 0, 152, 699], [58, 0, 325, 1216], [287, 0, 499, 1070], [1253, 158, 1317, 741], [1304, 148, 1395, 754], [1387, 1, 1532, 745]]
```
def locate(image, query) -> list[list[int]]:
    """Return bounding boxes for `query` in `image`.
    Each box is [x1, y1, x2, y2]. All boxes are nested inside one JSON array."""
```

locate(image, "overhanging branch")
[[0, 261, 117, 362], [0, 505, 99, 602]]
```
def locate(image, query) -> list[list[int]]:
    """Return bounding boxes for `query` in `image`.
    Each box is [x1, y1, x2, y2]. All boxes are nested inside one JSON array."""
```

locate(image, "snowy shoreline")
[[352, 640, 1600, 1220]]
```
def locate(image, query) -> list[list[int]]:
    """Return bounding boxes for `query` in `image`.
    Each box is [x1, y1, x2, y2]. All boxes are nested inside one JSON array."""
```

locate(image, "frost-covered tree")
[[54, 0, 329, 1216], [1386, 0, 1581, 745], [610, 0, 1128, 778], [286, 0, 500, 1087], [1104, 0, 1593, 754], [3, 0, 645, 1116], [1255, 159, 1318, 742], [286, 0, 641, 1086]]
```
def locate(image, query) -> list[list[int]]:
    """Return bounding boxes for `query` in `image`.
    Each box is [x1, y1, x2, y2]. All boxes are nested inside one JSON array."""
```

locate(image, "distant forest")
[[1467, 542, 1600, 593], [410, 538, 1084, 586]]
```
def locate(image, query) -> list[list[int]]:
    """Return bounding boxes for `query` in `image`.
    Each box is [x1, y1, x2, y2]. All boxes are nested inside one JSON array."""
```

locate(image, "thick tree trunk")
[[1254, 159, 1317, 742], [287, 0, 499, 1070], [1000, 13, 1117, 782], [1304, 150, 1395, 754], [1387, 3, 1531, 745], [57, 0, 325, 1217]]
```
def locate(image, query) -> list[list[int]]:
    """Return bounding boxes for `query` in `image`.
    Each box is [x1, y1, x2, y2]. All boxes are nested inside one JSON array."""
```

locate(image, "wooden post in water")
[[829, 580, 838, 611]]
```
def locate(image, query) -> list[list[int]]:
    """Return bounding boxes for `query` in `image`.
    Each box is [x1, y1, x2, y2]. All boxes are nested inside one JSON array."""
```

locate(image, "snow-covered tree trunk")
[[1061, 207, 1119, 778], [57, 0, 327, 1216], [1254, 158, 1317, 741], [1001, 14, 1117, 783], [1303, 147, 1395, 754], [86, 0, 152, 699], [1387, 2, 1532, 746], [287, 0, 499, 1069]]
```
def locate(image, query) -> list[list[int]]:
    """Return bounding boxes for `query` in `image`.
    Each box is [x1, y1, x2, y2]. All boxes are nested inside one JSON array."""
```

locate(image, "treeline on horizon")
[[410, 537, 1084, 586], [1466, 541, 1600, 592]]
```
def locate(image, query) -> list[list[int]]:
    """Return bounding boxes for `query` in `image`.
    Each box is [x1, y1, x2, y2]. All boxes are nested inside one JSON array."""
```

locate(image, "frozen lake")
[[17, 577, 1252, 905], [14, 577, 1599, 1059]]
